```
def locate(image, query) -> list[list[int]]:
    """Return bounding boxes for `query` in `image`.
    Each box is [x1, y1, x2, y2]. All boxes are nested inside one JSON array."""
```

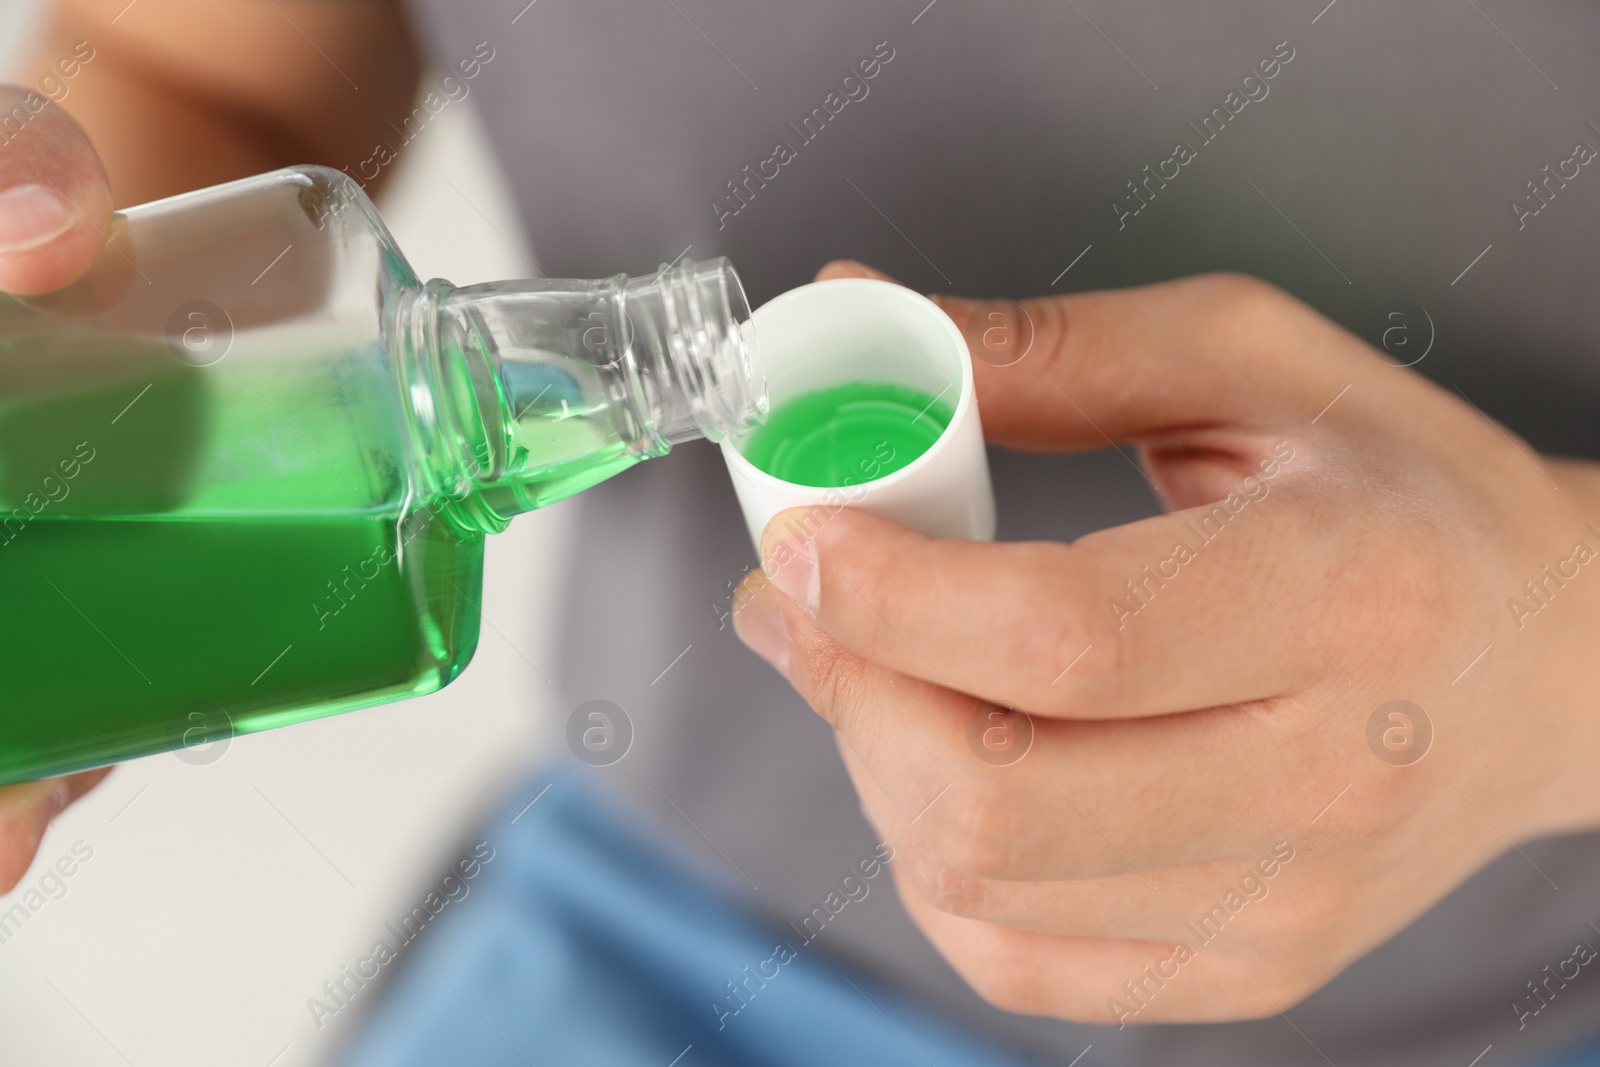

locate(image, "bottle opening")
[[624, 256, 767, 446]]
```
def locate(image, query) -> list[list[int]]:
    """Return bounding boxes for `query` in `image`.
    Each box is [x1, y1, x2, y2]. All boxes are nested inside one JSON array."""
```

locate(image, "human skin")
[[732, 259, 1600, 1022], [0, 0, 420, 891]]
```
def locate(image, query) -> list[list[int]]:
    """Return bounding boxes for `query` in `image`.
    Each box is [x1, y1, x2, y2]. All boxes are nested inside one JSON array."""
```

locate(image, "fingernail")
[[732, 582, 790, 674], [762, 526, 820, 614], [0, 183, 77, 254]]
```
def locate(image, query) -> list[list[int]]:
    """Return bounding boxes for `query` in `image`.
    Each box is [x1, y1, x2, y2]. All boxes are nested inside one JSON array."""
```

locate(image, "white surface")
[[723, 279, 996, 550], [0, 71, 570, 1067]]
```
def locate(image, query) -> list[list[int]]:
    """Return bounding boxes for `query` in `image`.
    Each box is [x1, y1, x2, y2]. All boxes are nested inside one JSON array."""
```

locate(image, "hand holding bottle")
[[0, 85, 113, 891]]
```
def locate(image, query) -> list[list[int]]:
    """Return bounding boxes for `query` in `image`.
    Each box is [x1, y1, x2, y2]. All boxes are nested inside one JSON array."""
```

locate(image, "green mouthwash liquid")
[[1, 515, 481, 772], [0, 351, 483, 781], [740, 381, 953, 488]]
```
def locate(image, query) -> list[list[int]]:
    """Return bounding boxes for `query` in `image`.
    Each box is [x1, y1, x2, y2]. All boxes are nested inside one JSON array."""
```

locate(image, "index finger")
[[937, 273, 1361, 450]]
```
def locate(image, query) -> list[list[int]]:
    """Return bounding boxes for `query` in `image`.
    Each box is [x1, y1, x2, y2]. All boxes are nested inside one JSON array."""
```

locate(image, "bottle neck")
[[397, 257, 765, 533]]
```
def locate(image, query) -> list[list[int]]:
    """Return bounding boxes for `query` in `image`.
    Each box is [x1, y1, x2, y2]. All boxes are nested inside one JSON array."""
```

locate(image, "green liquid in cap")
[[741, 381, 954, 488]]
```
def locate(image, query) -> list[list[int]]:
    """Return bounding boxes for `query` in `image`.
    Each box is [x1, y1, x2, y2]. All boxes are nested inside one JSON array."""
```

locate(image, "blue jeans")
[[334, 771, 1041, 1067], [334, 770, 1600, 1067]]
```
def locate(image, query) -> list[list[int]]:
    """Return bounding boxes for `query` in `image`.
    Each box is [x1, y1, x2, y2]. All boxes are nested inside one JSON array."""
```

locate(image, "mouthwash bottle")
[[0, 165, 764, 784]]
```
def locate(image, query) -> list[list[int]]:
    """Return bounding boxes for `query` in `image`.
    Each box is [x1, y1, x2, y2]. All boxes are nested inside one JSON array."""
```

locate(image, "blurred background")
[[0, 4, 570, 1064]]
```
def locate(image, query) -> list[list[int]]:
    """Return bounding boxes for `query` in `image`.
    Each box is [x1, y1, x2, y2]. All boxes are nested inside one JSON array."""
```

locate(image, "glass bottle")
[[0, 165, 764, 784]]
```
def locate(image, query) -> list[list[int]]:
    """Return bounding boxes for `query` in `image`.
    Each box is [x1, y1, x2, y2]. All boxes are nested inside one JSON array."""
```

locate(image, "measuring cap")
[[721, 278, 996, 552]]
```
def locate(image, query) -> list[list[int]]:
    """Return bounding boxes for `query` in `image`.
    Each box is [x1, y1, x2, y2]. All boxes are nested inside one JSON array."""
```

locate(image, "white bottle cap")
[[721, 278, 997, 552]]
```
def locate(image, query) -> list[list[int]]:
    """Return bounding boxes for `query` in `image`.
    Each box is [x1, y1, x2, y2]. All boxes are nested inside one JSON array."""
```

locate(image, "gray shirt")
[[402, 2, 1600, 1063]]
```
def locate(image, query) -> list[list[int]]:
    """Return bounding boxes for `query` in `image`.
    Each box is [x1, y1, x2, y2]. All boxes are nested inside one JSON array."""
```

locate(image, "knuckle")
[[1027, 547, 1126, 703], [1243, 969, 1325, 1015], [900, 847, 985, 918], [955, 294, 1047, 370], [1199, 958, 1329, 1020], [1191, 272, 1301, 345], [1033, 607, 1096, 684], [799, 638, 866, 731], [1240, 879, 1352, 966], [969, 975, 1039, 1016], [1198, 271, 1288, 313], [921, 780, 1024, 879], [1024, 296, 1074, 376], [1254, 882, 1342, 944], [956, 940, 1051, 1016]]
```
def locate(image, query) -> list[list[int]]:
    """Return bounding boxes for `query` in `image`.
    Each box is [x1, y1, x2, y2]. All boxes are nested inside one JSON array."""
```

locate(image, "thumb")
[[0, 86, 113, 296]]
